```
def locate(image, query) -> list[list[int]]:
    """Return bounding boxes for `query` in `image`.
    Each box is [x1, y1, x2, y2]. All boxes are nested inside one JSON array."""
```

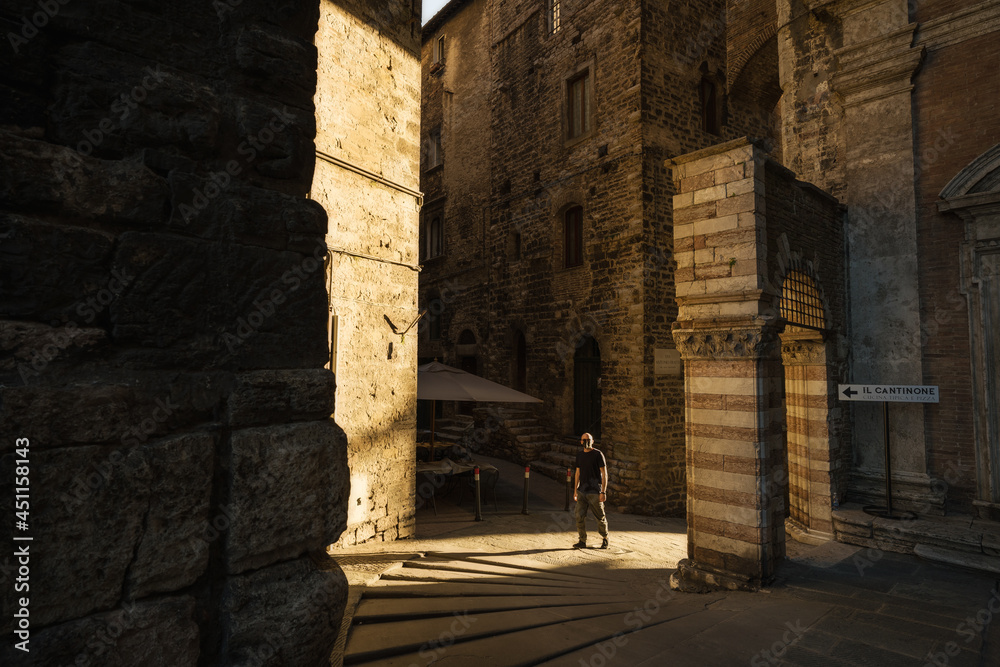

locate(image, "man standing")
[[573, 432, 609, 549]]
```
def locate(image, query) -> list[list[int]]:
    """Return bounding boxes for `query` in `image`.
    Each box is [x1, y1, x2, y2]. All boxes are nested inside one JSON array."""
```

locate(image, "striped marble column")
[[668, 138, 786, 590]]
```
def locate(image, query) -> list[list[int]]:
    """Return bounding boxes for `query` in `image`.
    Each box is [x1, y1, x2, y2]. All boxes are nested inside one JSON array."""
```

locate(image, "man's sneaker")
[[573, 540, 587, 549], [600, 537, 609, 549]]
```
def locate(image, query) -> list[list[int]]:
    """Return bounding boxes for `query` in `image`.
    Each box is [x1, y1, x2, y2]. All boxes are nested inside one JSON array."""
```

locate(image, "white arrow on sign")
[[838, 384, 939, 403]]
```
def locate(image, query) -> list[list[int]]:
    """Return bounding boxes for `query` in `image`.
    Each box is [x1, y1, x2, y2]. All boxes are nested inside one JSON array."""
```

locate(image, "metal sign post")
[[838, 384, 939, 520]]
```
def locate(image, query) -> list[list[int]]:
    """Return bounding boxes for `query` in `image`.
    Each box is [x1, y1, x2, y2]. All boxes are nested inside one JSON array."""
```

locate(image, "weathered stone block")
[[229, 23, 318, 105], [49, 42, 222, 159], [0, 131, 168, 226], [0, 214, 116, 323], [0, 376, 222, 451], [227, 369, 336, 426], [0, 596, 199, 667], [125, 433, 215, 599], [0, 434, 211, 630], [221, 557, 348, 667], [167, 172, 327, 249], [226, 420, 348, 573], [111, 233, 328, 369], [0, 320, 107, 381]]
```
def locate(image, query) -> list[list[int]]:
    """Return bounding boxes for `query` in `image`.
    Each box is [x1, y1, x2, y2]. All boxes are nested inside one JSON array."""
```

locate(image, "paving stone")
[[353, 595, 634, 622], [779, 645, 856, 666], [828, 638, 923, 667], [814, 612, 935, 658], [345, 603, 641, 663]]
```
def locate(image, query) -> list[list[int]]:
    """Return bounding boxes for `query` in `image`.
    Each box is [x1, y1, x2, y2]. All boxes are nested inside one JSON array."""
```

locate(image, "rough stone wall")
[[312, 0, 422, 547], [0, 0, 413, 663], [416, 0, 784, 515], [481, 0, 649, 508], [637, 0, 780, 515], [419, 0, 491, 375]]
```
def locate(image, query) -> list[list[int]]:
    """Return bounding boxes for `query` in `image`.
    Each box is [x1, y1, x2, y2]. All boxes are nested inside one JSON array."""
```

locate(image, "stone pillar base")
[[669, 559, 765, 593], [848, 470, 946, 516]]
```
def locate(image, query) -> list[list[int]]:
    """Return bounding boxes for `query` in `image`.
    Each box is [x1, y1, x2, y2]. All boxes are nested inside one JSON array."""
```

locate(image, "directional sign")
[[838, 384, 939, 403]]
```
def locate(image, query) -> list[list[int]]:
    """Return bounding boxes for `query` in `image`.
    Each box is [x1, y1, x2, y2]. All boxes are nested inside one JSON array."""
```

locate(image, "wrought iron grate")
[[780, 267, 826, 331]]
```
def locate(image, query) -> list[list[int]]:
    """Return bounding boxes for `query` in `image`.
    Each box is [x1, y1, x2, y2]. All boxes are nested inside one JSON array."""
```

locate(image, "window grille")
[[779, 265, 826, 331]]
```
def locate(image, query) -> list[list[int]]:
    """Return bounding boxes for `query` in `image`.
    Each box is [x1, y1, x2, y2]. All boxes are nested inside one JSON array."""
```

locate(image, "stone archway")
[[775, 256, 837, 539], [667, 138, 846, 591]]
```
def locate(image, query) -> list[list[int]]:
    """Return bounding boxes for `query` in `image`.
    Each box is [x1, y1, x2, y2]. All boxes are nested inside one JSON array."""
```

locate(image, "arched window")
[[700, 77, 719, 135], [423, 215, 443, 260], [779, 265, 826, 331], [564, 205, 583, 268]]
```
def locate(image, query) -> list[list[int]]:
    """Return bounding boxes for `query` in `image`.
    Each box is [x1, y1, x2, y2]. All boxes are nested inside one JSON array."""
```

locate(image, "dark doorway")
[[457, 330, 477, 416], [573, 336, 601, 439], [513, 329, 527, 393]]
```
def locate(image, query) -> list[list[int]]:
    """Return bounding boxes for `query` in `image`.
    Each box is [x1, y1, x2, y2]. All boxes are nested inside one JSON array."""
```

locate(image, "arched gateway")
[[667, 138, 848, 591]]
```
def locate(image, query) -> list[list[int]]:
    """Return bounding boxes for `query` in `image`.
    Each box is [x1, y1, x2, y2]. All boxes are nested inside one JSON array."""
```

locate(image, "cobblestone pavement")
[[327, 455, 1000, 666]]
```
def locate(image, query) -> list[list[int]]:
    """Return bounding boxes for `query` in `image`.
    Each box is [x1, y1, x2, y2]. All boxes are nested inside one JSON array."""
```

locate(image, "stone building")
[[419, 0, 777, 515], [670, 0, 1000, 591], [312, 0, 422, 548], [422, 0, 1000, 591], [0, 0, 419, 664]]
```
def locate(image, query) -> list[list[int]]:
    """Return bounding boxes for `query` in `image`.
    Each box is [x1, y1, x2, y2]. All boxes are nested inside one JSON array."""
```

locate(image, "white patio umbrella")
[[417, 361, 542, 457]]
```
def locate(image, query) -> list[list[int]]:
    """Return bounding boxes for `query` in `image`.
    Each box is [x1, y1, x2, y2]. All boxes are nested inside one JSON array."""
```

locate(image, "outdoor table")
[[415, 458, 500, 513]]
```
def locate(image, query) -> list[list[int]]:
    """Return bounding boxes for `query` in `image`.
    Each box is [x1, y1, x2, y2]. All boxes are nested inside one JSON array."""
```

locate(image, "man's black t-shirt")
[[575, 448, 606, 494]]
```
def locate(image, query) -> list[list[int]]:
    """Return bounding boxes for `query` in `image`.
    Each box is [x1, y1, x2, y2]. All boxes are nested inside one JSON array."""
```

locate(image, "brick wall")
[[914, 29, 1000, 511]]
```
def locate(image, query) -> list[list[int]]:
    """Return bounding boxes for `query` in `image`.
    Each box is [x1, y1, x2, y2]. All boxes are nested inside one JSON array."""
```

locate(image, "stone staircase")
[[486, 408, 577, 482], [433, 415, 474, 445], [529, 436, 580, 484]]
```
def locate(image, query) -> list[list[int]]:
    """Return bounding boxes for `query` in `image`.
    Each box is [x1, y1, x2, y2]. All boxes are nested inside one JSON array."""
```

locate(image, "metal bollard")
[[564, 468, 572, 511], [474, 466, 483, 522], [521, 465, 530, 515]]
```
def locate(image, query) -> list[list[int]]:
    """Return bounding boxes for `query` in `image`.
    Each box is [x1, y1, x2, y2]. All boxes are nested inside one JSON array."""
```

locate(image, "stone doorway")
[[778, 262, 835, 539]]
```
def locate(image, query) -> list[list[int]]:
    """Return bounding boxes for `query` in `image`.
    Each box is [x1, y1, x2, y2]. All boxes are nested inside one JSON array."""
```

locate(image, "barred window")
[[548, 0, 561, 34], [779, 266, 826, 331]]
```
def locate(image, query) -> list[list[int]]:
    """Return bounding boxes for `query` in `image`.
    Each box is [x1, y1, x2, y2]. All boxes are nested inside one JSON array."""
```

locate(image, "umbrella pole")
[[430, 400, 436, 461]]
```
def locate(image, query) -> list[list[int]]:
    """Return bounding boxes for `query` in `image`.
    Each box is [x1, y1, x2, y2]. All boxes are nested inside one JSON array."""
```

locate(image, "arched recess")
[[776, 256, 836, 538], [512, 329, 527, 393], [939, 143, 1000, 514], [456, 329, 478, 416], [573, 336, 601, 439]]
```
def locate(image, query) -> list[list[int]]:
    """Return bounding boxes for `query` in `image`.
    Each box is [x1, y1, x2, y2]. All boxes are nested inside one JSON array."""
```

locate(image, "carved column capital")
[[672, 326, 780, 361], [780, 338, 828, 366]]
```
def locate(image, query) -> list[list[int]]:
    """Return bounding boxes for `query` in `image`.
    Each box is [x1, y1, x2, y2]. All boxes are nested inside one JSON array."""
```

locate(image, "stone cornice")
[[672, 327, 780, 361], [832, 24, 924, 107], [915, 0, 1000, 51]]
